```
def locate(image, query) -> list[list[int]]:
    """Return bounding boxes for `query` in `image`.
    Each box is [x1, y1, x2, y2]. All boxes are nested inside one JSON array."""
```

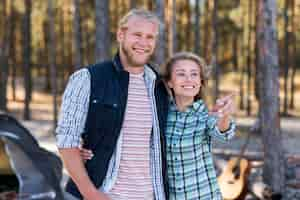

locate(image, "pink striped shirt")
[[109, 72, 154, 200]]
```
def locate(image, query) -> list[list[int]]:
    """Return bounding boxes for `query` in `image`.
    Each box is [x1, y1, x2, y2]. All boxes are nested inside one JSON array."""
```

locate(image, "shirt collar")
[[113, 51, 159, 78], [169, 99, 205, 114]]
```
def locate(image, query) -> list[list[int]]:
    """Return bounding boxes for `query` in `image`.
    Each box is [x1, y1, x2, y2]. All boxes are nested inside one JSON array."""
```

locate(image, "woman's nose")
[[185, 74, 193, 81]]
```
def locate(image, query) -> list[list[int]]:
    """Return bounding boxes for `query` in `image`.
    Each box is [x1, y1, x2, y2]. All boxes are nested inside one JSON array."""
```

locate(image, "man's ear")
[[117, 28, 124, 43]]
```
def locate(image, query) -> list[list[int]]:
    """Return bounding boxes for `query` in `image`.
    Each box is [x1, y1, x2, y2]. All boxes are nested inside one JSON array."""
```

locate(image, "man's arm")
[[59, 148, 109, 200], [56, 69, 109, 200]]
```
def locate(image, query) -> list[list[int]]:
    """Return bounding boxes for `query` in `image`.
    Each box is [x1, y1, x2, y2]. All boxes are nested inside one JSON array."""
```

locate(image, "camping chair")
[[0, 114, 76, 200]]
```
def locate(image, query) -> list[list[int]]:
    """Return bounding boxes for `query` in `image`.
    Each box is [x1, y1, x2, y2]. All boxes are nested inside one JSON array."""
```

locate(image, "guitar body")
[[218, 157, 250, 200]]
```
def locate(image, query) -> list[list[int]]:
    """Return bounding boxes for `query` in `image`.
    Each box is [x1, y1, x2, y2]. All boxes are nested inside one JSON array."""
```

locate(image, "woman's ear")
[[162, 80, 173, 98], [167, 80, 173, 89]]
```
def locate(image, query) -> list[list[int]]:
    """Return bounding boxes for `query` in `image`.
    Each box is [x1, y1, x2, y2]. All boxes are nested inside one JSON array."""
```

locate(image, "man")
[[56, 9, 169, 200]]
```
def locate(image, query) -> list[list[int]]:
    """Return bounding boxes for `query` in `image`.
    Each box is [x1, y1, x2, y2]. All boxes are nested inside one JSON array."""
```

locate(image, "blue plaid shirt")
[[165, 99, 236, 200]]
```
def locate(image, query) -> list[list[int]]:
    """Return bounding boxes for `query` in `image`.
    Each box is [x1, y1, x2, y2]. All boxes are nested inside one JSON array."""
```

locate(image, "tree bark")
[[9, 0, 17, 102], [211, 0, 219, 102], [283, 0, 290, 115], [186, 0, 192, 51], [167, 0, 177, 57], [289, 0, 297, 109], [194, 0, 201, 55], [59, 6, 68, 90], [47, 0, 58, 126], [43, 21, 51, 91], [254, 0, 260, 103], [154, 0, 166, 68], [95, 0, 110, 62], [23, 0, 32, 120], [246, 0, 253, 116], [256, 0, 285, 193], [239, 1, 247, 110], [203, 0, 211, 62], [177, 1, 185, 51], [73, 0, 83, 69], [130, 0, 137, 9], [232, 32, 238, 71], [0, 0, 11, 111], [67, 6, 74, 76], [147, 1, 153, 10]]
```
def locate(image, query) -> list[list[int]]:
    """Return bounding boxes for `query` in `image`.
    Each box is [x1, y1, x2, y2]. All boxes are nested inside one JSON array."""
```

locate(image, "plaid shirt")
[[165, 99, 235, 200]]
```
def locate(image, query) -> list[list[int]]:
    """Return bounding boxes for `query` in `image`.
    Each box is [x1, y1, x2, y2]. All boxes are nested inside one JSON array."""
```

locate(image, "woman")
[[162, 52, 235, 200]]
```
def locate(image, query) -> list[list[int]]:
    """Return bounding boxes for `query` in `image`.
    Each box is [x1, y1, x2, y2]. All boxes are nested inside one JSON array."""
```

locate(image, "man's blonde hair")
[[118, 9, 161, 33]]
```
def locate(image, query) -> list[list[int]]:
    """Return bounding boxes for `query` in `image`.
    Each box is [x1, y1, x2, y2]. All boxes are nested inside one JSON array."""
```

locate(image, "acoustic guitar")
[[218, 132, 251, 200]]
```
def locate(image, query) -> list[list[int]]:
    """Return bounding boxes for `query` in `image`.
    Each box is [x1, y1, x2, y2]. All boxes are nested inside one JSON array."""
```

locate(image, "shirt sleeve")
[[55, 68, 91, 148], [206, 115, 236, 141]]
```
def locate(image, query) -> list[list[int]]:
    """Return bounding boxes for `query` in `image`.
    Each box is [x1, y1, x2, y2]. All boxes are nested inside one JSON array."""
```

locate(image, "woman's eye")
[[191, 73, 199, 77], [176, 73, 185, 77]]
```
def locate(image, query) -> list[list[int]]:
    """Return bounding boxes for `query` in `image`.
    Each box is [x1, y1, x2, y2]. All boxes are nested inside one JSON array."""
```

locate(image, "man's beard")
[[121, 45, 152, 67]]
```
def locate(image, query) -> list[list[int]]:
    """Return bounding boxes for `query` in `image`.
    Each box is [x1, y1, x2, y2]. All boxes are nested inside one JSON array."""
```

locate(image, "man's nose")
[[138, 36, 149, 46]]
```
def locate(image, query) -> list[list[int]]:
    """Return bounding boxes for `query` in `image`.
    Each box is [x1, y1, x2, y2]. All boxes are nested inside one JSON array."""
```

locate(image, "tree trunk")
[[232, 33, 238, 71], [256, 0, 285, 194], [0, 0, 11, 111], [177, 1, 185, 51], [59, 6, 66, 68], [120, 0, 127, 16], [289, 0, 296, 109], [147, 1, 153, 10], [194, 0, 201, 55], [246, 0, 253, 116], [154, 0, 166, 68], [211, 0, 219, 102], [43, 21, 51, 91], [95, 0, 110, 62], [59, 6, 67, 90], [67, 6, 74, 76], [9, 0, 17, 102], [186, 0, 192, 51], [73, 0, 83, 69], [283, 0, 290, 115], [81, 7, 89, 65], [167, 0, 176, 57], [254, 0, 260, 103], [239, 66, 245, 110], [239, 1, 247, 110], [47, 0, 58, 126], [130, 0, 137, 9], [203, 0, 211, 62], [23, 0, 32, 120]]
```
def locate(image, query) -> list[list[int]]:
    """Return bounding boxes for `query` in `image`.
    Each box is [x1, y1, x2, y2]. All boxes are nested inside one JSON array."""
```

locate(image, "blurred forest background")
[[0, 0, 299, 119], [0, 0, 300, 197]]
